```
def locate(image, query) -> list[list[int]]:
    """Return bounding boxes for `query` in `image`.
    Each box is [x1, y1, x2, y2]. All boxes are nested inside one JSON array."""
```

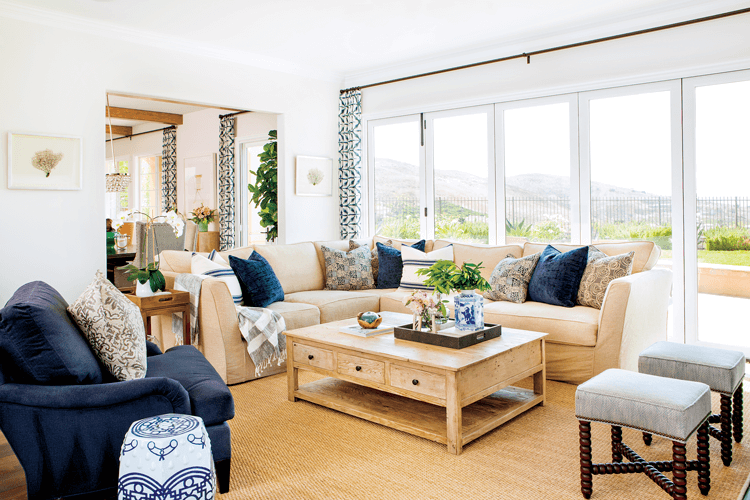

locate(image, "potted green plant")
[[416, 260, 491, 332], [248, 130, 278, 242]]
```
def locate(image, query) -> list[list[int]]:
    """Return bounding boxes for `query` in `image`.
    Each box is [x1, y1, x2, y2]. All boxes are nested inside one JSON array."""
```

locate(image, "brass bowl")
[[357, 312, 383, 329]]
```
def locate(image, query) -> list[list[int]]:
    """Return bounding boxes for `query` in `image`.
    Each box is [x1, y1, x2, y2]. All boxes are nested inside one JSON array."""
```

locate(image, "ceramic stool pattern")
[[118, 413, 215, 500]]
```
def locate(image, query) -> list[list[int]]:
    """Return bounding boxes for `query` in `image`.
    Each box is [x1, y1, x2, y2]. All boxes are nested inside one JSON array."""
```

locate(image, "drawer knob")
[[412, 379, 419, 386], [356, 366, 362, 371], [308, 354, 314, 360]]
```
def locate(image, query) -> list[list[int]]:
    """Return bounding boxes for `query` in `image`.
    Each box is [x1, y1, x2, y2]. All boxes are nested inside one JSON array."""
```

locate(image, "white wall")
[[0, 16, 340, 303], [359, 15, 750, 116]]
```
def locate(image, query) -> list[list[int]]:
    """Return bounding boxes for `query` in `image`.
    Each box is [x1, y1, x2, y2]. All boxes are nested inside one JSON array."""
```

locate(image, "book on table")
[[339, 323, 396, 337]]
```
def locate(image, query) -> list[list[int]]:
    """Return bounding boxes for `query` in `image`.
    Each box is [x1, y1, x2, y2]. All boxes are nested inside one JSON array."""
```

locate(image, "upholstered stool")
[[576, 369, 711, 499], [639, 341, 745, 466]]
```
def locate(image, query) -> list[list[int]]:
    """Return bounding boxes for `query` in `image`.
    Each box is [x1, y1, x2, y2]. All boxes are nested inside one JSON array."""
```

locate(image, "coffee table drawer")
[[293, 342, 335, 371], [390, 364, 445, 399], [338, 353, 385, 384]]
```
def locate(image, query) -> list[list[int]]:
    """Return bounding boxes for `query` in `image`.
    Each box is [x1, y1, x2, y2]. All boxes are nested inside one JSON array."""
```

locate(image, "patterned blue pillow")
[[527, 245, 589, 308], [375, 240, 426, 289], [228, 252, 284, 308]]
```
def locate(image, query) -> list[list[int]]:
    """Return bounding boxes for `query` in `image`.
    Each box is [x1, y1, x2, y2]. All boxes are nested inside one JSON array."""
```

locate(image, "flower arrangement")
[[189, 204, 217, 223], [402, 290, 447, 331], [112, 210, 185, 293], [32, 149, 63, 177]]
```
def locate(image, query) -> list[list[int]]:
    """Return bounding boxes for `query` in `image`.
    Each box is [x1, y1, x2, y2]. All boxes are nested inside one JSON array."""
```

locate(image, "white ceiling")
[[3, 0, 748, 84]]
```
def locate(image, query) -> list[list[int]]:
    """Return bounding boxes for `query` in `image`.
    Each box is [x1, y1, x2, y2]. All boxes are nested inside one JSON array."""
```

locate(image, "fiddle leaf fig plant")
[[248, 130, 278, 242], [415, 260, 491, 295]]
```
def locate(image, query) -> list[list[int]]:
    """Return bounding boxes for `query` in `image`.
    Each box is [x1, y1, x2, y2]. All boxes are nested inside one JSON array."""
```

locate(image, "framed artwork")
[[296, 156, 333, 196], [8, 133, 83, 190], [184, 154, 216, 213]]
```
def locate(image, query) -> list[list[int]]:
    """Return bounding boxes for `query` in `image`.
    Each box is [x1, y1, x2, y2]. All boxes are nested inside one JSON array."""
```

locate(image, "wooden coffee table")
[[286, 312, 547, 454]]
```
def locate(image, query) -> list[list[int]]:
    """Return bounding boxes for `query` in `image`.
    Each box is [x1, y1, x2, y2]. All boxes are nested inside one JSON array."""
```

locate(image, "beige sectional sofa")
[[154, 236, 672, 386]]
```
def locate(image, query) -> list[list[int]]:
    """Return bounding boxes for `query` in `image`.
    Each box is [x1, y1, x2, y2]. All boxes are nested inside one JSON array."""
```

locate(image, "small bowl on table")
[[357, 312, 382, 329]]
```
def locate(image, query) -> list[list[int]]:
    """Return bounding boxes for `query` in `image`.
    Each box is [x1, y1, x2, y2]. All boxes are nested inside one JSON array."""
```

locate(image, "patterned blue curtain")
[[218, 116, 236, 250], [161, 127, 177, 212], [338, 90, 363, 239]]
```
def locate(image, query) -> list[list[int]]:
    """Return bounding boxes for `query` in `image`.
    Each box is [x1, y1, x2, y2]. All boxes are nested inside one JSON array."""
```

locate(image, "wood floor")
[[0, 431, 26, 500]]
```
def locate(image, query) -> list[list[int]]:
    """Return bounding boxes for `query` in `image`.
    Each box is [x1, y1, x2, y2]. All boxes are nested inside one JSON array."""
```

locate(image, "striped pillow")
[[400, 245, 454, 290], [191, 253, 243, 305]]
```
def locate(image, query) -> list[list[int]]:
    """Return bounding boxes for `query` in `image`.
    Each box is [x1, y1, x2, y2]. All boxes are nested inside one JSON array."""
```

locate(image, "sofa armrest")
[[594, 268, 673, 375]]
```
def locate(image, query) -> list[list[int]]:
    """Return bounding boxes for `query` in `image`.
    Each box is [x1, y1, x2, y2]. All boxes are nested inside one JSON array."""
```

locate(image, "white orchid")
[[112, 211, 131, 231], [163, 209, 185, 237]]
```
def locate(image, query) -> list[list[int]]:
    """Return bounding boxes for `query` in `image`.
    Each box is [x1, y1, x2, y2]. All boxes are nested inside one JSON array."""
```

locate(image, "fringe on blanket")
[[173, 273, 206, 346], [237, 306, 287, 377]]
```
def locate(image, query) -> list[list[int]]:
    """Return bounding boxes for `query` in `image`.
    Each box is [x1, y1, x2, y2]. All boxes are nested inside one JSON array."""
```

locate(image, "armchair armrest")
[[595, 268, 673, 374]]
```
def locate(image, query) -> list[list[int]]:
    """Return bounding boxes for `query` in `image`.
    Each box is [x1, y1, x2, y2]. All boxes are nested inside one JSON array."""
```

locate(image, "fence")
[[375, 196, 750, 228]]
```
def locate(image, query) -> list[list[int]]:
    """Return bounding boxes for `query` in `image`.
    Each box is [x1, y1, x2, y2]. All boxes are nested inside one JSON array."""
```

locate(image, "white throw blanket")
[[172, 273, 207, 346], [236, 305, 287, 377]]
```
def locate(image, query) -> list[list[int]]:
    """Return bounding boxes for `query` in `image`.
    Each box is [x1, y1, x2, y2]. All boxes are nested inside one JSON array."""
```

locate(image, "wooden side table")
[[196, 231, 220, 253], [123, 289, 192, 345]]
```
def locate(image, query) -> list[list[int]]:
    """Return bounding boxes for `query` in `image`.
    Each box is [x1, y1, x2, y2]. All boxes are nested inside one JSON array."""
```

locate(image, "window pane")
[[433, 113, 489, 244], [372, 120, 421, 239], [504, 102, 571, 243], [695, 79, 750, 346], [589, 91, 672, 256]]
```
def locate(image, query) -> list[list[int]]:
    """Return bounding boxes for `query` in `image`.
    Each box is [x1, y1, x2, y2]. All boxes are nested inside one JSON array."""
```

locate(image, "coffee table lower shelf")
[[294, 377, 542, 448]]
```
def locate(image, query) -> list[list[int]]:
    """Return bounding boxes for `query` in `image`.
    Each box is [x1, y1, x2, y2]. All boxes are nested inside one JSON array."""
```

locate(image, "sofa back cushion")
[[313, 239, 371, 277], [522, 240, 659, 274], [0, 281, 104, 384], [252, 242, 324, 293], [158, 250, 194, 273], [373, 235, 434, 253], [433, 240, 523, 282]]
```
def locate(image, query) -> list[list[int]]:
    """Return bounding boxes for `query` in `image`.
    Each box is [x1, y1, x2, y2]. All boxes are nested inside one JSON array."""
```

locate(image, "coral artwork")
[[307, 167, 324, 186], [31, 149, 64, 177]]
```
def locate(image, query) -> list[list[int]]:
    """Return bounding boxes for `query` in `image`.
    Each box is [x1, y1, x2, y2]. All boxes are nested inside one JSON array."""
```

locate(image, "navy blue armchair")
[[0, 282, 234, 499]]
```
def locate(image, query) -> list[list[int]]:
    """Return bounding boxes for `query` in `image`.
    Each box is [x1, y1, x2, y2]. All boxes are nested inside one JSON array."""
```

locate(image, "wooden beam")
[[106, 125, 132, 136], [106, 106, 183, 125], [106, 93, 243, 112]]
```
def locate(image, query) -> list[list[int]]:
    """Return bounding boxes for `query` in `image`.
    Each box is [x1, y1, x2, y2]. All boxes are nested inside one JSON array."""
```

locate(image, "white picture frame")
[[184, 154, 217, 214], [296, 155, 333, 196], [8, 133, 83, 190]]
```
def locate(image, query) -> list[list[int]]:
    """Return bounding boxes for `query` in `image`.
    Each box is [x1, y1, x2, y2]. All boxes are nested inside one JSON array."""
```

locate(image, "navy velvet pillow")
[[527, 245, 589, 308], [376, 240, 426, 289], [0, 281, 104, 384], [229, 252, 285, 308]]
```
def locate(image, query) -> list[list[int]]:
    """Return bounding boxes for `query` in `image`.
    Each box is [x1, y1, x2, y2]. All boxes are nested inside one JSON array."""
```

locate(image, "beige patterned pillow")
[[349, 240, 379, 283], [484, 253, 541, 304], [67, 271, 147, 381], [322, 245, 374, 290], [577, 246, 634, 309]]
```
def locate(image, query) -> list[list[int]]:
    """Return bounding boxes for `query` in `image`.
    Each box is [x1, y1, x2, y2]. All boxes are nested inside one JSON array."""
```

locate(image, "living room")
[[1, 1, 750, 499]]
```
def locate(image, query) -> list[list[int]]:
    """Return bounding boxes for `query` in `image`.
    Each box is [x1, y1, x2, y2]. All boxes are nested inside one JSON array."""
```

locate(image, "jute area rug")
[[220, 371, 750, 500]]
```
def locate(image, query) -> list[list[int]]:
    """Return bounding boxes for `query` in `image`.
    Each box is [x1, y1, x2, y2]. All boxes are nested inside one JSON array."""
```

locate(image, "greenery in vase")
[[248, 130, 278, 242], [189, 204, 217, 224], [415, 260, 491, 295]]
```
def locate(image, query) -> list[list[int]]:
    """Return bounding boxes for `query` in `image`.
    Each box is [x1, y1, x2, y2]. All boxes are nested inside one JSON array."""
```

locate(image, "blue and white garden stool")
[[639, 341, 745, 466], [118, 413, 215, 500]]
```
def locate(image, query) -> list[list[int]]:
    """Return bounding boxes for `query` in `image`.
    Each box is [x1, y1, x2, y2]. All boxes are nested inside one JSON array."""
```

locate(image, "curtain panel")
[[218, 116, 236, 251], [338, 90, 363, 239], [161, 127, 177, 212]]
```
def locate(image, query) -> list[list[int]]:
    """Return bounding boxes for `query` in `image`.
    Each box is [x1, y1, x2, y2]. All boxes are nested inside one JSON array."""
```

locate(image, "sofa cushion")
[[265, 301, 320, 330], [284, 290, 381, 324], [523, 240, 658, 274], [528, 245, 589, 308], [313, 238, 371, 277], [67, 271, 147, 381], [400, 245, 454, 290], [0, 281, 104, 385], [349, 240, 379, 284], [376, 241, 426, 289], [483, 300, 600, 347], [191, 253, 243, 305], [484, 253, 541, 304], [433, 241, 523, 282], [253, 242, 324, 293], [373, 236, 432, 252], [321, 245, 374, 290], [577, 247, 634, 309], [229, 253, 285, 308], [146, 345, 234, 426]]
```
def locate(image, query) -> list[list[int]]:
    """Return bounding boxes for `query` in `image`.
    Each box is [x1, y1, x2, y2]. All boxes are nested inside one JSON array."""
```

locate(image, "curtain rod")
[[340, 6, 750, 94], [106, 125, 175, 143], [219, 110, 252, 119]]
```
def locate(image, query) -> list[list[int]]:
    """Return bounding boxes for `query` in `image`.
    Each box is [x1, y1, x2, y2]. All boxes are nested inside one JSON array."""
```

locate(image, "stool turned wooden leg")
[[733, 382, 743, 443], [611, 425, 623, 462], [672, 441, 687, 500], [697, 421, 710, 496], [579, 420, 592, 499], [720, 394, 733, 466], [643, 432, 653, 446]]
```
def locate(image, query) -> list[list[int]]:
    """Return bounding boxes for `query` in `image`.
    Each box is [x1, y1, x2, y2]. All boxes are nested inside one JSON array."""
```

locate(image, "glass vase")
[[454, 290, 484, 332]]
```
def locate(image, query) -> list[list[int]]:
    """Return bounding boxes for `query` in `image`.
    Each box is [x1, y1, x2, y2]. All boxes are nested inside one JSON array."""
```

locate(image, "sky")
[[371, 80, 750, 199]]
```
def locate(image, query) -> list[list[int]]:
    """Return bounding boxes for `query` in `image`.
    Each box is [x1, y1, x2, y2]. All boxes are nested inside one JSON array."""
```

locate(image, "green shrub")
[[592, 222, 673, 250], [704, 226, 750, 251], [506, 219, 532, 237], [530, 220, 564, 242]]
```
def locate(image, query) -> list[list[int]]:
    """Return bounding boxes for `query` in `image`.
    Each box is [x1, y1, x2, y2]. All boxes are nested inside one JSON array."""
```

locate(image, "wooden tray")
[[122, 289, 189, 309], [394, 323, 502, 349]]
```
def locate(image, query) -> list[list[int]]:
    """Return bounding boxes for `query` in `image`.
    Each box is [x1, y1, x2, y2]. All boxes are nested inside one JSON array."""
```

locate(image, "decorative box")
[[394, 323, 502, 350]]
